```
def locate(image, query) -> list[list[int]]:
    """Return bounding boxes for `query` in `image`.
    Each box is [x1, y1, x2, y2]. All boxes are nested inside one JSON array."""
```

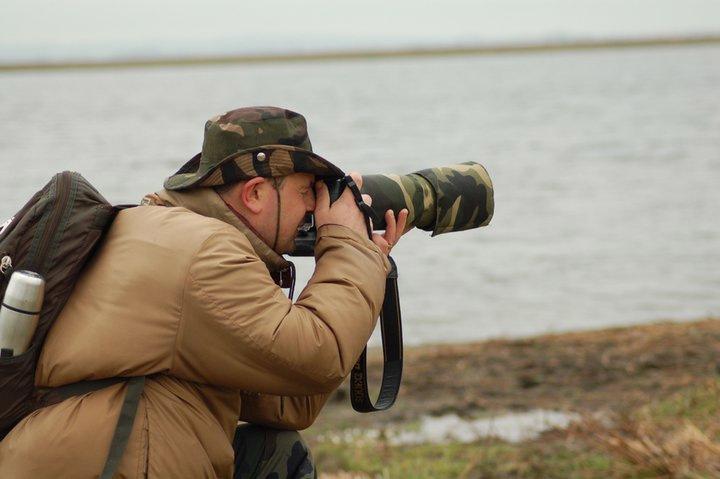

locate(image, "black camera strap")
[[350, 257, 403, 412], [340, 176, 378, 237], [341, 176, 403, 412]]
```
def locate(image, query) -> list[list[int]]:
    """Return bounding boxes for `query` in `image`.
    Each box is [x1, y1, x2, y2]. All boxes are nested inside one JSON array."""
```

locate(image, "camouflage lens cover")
[[361, 162, 494, 235], [414, 162, 494, 235], [361, 173, 437, 231]]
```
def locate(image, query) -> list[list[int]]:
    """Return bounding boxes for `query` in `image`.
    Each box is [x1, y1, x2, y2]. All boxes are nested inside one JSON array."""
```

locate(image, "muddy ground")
[[309, 318, 720, 434]]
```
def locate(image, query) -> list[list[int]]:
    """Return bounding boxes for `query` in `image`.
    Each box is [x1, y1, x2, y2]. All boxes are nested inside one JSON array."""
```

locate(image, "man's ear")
[[239, 177, 268, 214]]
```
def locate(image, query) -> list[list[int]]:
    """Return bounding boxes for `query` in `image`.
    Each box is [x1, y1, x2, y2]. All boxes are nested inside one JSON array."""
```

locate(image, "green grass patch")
[[311, 437, 623, 478], [643, 379, 720, 434]]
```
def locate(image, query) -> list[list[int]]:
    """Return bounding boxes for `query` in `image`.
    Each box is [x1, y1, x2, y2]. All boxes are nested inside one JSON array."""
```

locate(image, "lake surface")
[[1, 44, 718, 345]]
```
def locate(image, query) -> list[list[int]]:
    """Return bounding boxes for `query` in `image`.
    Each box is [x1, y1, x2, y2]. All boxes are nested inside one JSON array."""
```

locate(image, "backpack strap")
[[40, 376, 145, 478], [100, 376, 145, 479]]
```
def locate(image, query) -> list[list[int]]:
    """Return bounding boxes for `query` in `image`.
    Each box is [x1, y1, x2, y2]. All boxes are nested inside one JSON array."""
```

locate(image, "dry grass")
[[580, 379, 720, 478], [584, 419, 720, 478], [313, 376, 720, 478], [308, 321, 720, 478]]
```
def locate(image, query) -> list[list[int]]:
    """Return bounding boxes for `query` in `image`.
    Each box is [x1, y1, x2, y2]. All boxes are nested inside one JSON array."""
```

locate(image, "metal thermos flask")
[[0, 270, 45, 357]]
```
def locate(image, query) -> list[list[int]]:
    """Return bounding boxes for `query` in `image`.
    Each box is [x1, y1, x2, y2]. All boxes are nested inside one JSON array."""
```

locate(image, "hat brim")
[[164, 145, 344, 191]]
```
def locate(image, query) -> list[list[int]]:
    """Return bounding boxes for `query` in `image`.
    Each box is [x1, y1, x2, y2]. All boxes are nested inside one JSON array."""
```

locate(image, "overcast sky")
[[2, 0, 719, 62]]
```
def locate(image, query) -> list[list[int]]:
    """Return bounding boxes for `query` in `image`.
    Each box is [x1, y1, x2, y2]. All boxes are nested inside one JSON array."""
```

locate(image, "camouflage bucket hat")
[[164, 106, 344, 190]]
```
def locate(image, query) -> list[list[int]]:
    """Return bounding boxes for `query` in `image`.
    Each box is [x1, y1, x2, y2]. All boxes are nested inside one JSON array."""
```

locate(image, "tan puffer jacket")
[[0, 187, 389, 478]]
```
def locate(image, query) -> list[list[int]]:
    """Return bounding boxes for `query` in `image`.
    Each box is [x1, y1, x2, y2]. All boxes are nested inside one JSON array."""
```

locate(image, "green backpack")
[[0, 171, 143, 478]]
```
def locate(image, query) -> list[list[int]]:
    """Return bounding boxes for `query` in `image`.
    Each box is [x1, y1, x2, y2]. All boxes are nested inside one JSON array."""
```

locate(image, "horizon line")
[[2, 34, 719, 73]]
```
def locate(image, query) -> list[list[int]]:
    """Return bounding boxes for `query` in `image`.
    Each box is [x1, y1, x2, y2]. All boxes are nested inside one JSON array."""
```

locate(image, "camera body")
[[293, 177, 349, 257]]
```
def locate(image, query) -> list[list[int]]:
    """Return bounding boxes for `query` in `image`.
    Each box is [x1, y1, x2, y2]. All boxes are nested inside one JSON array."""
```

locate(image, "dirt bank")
[[311, 318, 720, 432]]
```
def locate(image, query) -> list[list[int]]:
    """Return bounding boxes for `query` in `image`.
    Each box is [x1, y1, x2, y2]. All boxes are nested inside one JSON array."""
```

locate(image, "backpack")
[[0, 171, 118, 438], [0, 172, 146, 478]]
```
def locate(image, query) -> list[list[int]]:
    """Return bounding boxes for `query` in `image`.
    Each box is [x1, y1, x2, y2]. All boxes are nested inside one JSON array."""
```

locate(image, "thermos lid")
[[3, 270, 45, 314]]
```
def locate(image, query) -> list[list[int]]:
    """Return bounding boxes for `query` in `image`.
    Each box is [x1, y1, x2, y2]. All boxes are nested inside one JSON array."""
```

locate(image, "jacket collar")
[[141, 188, 290, 274]]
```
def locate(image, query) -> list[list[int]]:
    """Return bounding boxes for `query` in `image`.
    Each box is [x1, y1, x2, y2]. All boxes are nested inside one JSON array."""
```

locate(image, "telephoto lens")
[[292, 161, 493, 255], [360, 161, 493, 235]]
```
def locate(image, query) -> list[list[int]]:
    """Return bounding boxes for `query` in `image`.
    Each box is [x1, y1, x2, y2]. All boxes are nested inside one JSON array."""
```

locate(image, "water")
[[1, 44, 718, 345], [317, 410, 578, 445]]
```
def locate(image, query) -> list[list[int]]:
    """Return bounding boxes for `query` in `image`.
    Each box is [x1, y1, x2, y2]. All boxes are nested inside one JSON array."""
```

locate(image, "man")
[[0, 107, 407, 478]]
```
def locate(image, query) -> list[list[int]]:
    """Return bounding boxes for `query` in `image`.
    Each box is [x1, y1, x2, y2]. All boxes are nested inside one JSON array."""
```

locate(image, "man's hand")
[[314, 172, 370, 236], [374, 206, 409, 256], [315, 172, 409, 256]]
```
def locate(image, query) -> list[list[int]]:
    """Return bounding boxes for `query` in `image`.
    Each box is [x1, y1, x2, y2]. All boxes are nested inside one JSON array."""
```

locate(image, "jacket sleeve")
[[171, 224, 389, 396], [238, 391, 331, 430]]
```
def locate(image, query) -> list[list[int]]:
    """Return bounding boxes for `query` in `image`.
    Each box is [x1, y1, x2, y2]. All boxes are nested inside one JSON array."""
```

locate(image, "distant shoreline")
[[2, 35, 719, 73]]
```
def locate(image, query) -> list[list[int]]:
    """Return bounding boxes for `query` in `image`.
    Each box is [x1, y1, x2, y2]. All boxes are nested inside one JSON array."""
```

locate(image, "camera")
[[292, 161, 494, 256], [289, 161, 494, 411]]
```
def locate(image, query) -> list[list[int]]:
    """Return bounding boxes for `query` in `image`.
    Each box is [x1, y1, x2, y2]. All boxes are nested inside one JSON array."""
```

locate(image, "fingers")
[[314, 180, 330, 212], [384, 209, 408, 242], [397, 208, 409, 235], [370, 208, 411, 256], [384, 209, 396, 242]]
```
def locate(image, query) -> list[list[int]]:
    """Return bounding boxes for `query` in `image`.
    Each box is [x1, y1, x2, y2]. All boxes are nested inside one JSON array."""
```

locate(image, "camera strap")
[[350, 257, 403, 412], [341, 176, 378, 237], [341, 176, 403, 412]]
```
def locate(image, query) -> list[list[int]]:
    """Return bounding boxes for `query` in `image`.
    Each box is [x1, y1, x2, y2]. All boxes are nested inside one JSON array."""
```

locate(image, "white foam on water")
[[317, 410, 578, 446], [390, 410, 578, 445]]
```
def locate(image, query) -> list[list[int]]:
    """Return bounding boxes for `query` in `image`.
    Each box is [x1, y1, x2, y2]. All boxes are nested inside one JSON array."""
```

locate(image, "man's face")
[[273, 173, 316, 254]]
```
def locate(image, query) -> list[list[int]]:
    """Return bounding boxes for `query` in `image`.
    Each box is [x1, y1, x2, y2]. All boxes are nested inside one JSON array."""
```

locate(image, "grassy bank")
[[306, 319, 720, 478], [312, 379, 720, 478]]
